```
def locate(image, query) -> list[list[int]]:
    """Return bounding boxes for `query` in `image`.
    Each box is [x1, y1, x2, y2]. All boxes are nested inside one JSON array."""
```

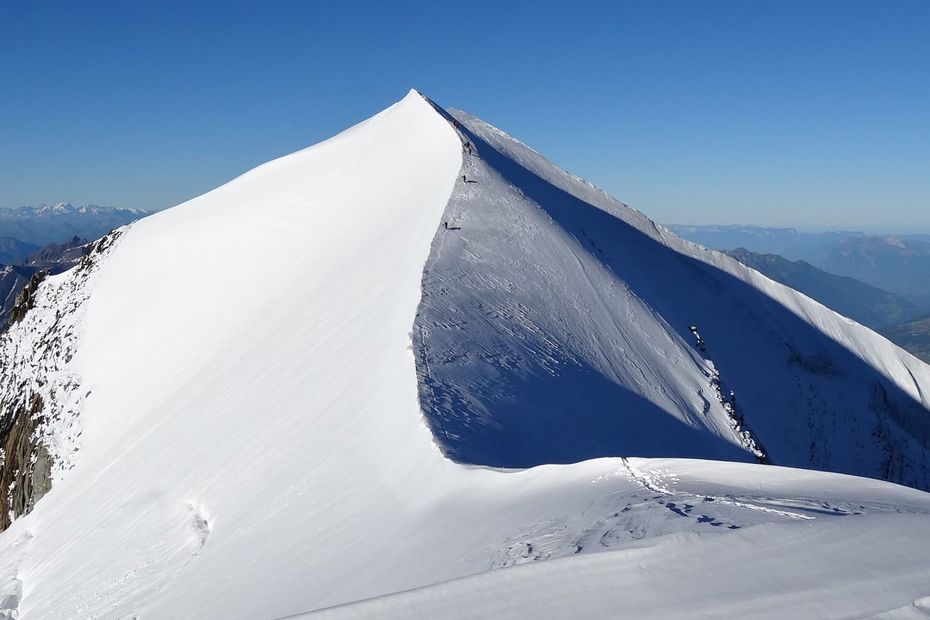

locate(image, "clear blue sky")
[[1, 0, 928, 230]]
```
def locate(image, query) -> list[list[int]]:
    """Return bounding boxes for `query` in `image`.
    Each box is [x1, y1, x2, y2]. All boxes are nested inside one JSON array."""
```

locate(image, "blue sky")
[[1, 1, 928, 230]]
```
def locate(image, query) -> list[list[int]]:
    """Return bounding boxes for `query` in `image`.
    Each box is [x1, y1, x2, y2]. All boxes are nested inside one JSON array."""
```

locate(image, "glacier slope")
[[0, 91, 928, 619], [413, 104, 930, 487]]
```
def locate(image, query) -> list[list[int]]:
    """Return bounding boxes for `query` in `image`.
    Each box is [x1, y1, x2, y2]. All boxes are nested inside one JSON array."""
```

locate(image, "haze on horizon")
[[1, 1, 927, 232]]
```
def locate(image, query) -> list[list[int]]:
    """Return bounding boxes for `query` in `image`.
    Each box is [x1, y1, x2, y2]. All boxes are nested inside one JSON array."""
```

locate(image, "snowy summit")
[[1, 89, 929, 619]]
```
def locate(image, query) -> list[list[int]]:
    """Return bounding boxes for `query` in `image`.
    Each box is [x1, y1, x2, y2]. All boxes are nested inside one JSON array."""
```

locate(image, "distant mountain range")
[[724, 248, 920, 329], [819, 236, 930, 309], [723, 247, 930, 364], [0, 203, 148, 250], [0, 237, 39, 264], [671, 226, 930, 365], [668, 225, 866, 264], [670, 225, 930, 310]]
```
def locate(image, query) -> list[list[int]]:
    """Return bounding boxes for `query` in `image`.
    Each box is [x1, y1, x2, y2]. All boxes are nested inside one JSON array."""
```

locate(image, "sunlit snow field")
[[1, 92, 929, 619]]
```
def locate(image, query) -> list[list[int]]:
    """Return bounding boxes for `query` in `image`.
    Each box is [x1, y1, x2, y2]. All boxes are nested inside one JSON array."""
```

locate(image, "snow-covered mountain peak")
[[0, 91, 928, 618], [411, 101, 930, 485]]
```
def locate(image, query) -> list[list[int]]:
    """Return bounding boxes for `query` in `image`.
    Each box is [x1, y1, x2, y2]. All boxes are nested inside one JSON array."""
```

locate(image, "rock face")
[[24, 235, 89, 267], [0, 231, 122, 530], [5, 270, 48, 326], [0, 393, 50, 530]]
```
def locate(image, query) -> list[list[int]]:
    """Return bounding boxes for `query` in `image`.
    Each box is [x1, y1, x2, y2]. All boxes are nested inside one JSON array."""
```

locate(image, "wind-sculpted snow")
[[301, 461, 930, 619], [305, 511, 930, 620], [412, 106, 930, 489], [0, 91, 929, 619]]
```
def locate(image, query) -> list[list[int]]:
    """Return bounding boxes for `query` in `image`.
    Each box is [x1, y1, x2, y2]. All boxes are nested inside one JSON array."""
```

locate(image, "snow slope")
[[305, 512, 930, 620], [0, 91, 929, 619], [414, 105, 930, 487]]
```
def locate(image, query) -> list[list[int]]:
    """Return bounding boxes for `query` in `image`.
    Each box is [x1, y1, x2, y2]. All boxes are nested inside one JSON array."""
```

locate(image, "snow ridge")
[[413, 110, 753, 468], [0, 91, 930, 618], [411, 103, 930, 490]]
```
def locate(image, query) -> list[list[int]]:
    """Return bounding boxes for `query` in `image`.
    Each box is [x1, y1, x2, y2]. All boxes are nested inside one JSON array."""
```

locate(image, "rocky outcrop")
[[0, 394, 50, 530], [6, 270, 48, 326], [24, 235, 89, 266], [0, 230, 123, 531]]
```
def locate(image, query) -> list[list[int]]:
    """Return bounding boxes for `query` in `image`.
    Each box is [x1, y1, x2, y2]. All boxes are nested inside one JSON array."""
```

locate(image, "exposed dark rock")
[[0, 393, 50, 530], [0, 228, 123, 531], [7, 270, 48, 326]]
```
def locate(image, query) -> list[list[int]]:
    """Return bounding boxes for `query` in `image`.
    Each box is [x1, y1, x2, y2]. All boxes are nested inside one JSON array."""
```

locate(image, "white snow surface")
[[413, 106, 930, 484], [0, 91, 929, 619], [305, 510, 930, 620]]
